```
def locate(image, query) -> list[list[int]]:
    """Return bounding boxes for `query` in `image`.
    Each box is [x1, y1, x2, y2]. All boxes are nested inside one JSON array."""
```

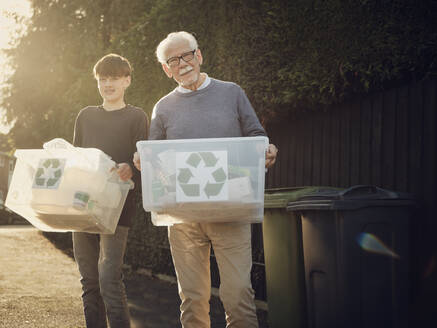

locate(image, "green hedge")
[[2, 0, 436, 150]]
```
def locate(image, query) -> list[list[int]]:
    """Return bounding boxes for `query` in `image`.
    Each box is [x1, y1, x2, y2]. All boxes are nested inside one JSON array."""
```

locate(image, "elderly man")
[[134, 31, 278, 328]]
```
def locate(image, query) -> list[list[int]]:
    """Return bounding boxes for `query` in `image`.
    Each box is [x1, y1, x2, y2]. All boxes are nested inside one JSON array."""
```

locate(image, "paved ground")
[[0, 225, 268, 327]]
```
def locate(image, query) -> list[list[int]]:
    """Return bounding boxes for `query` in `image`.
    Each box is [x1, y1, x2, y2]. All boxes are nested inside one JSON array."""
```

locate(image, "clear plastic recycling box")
[[136, 136, 268, 226], [5, 138, 134, 234]]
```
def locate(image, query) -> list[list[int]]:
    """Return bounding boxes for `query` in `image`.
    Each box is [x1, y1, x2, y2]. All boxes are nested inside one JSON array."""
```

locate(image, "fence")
[[263, 79, 437, 316]]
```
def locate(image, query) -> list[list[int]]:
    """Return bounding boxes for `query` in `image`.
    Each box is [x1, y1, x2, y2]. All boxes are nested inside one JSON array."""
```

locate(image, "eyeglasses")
[[166, 49, 197, 68]]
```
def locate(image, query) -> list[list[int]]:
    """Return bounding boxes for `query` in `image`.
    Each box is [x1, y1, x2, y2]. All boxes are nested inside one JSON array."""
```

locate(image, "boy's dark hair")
[[93, 54, 132, 79]]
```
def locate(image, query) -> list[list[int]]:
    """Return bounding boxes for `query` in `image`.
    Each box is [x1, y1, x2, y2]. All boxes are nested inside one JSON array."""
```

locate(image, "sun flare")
[[0, 0, 32, 133], [0, 0, 31, 50]]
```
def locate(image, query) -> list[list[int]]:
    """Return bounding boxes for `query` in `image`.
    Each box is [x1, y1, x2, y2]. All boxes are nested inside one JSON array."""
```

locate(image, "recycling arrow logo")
[[32, 158, 66, 189], [175, 151, 228, 202]]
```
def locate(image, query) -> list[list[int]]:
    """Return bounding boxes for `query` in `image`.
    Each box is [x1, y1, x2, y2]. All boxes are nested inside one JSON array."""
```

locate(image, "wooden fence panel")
[[320, 110, 332, 186], [381, 88, 397, 188], [371, 92, 383, 187], [395, 85, 409, 192], [349, 101, 361, 186], [288, 120, 298, 187], [359, 97, 372, 184], [303, 114, 314, 185], [422, 80, 437, 218], [339, 103, 351, 187], [330, 106, 341, 186], [265, 123, 280, 188], [408, 82, 424, 199], [295, 116, 305, 186], [311, 113, 323, 185], [278, 122, 290, 188]]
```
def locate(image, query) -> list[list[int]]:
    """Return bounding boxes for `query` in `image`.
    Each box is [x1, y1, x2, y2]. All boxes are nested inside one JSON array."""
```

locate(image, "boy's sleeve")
[[134, 109, 149, 143], [130, 109, 149, 182], [72, 110, 83, 147]]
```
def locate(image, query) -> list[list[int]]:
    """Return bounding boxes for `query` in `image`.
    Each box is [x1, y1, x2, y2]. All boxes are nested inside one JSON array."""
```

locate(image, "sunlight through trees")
[[1, 0, 436, 150]]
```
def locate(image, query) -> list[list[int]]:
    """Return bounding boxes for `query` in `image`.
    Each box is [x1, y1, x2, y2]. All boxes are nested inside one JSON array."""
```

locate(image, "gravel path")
[[0, 225, 84, 328], [0, 225, 269, 328]]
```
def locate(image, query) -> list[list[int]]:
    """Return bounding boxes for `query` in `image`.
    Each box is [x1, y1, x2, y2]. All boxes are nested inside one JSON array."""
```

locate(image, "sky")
[[0, 0, 32, 134]]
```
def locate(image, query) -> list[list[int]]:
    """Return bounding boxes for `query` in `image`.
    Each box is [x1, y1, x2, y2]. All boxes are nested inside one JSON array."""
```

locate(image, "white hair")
[[156, 31, 198, 64]]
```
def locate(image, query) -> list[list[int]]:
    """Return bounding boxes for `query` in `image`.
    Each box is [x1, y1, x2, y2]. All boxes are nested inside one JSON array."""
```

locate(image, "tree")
[[0, 133, 12, 153], [2, 0, 151, 149]]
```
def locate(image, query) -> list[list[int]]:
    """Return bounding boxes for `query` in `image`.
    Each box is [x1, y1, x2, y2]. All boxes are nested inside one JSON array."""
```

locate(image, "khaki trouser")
[[168, 222, 259, 328]]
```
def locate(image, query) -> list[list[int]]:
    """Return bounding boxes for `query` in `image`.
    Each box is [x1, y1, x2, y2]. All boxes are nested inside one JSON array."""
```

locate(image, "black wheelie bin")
[[287, 185, 416, 328]]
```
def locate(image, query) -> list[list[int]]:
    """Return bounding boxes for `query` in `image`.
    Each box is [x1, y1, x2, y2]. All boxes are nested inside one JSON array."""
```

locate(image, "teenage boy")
[[72, 53, 148, 328]]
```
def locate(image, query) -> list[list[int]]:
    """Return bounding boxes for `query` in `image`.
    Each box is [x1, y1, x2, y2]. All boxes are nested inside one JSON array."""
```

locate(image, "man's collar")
[[177, 73, 210, 93]]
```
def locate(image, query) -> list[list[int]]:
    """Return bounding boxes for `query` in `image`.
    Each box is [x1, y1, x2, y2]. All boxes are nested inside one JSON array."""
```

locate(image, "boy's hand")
[[115, 163, 133, 181], [265, 144, 278, 168], [133, 152, 141, 170]]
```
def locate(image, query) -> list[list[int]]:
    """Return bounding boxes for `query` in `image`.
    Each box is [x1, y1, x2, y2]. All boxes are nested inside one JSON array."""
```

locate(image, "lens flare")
[[423, 256, 436, 278], [356, 233, 400, 259]]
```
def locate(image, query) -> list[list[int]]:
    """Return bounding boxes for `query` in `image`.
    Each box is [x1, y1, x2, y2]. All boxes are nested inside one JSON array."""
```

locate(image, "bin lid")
[[264, 186, 341, 208], [286, 185, 417, 211]]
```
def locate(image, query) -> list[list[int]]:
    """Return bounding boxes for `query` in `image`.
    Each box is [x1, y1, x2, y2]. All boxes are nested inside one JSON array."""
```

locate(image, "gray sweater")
[[149, 78, 266, 140]]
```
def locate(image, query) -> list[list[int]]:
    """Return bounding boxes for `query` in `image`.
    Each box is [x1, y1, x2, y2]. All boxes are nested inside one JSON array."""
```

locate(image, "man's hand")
[[115, 163, 133, 181], [265, 144, 278, 168], [133, 152, 141, 171]]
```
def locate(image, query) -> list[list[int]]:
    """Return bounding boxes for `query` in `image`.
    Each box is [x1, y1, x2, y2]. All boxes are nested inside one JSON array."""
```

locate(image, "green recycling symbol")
[[176, 151, 228, 201], [32, 158, 66, 189]]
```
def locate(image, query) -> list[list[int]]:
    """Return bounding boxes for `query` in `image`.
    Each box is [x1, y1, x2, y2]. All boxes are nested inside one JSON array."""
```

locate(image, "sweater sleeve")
[[237, 87, 266, 137], [149, 104, 166, 140]]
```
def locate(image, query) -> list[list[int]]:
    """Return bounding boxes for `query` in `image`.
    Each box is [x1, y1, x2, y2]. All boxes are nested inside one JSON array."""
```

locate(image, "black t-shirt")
[[73, 104, 149, 227]]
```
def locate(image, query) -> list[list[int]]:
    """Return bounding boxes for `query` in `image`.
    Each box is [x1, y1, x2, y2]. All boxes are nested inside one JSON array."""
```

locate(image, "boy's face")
[[96, 75, 131, 104]]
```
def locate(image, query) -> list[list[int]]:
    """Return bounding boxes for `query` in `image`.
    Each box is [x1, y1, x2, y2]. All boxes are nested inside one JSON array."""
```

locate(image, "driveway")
[[0, 225, 268, 327]]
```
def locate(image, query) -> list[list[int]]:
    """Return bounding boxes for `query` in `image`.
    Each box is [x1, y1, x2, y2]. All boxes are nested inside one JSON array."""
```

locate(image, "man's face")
[[97, 75, 130, 104], [162, 40, 203, 89]]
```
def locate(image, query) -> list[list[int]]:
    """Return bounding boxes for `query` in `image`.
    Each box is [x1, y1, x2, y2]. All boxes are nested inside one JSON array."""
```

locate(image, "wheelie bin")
[[263, 187, 340, 328], [287, 185, 416, 328]]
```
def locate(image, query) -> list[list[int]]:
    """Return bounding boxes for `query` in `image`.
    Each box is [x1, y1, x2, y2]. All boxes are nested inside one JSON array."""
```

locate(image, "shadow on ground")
[[42, 231, 269, 328]]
